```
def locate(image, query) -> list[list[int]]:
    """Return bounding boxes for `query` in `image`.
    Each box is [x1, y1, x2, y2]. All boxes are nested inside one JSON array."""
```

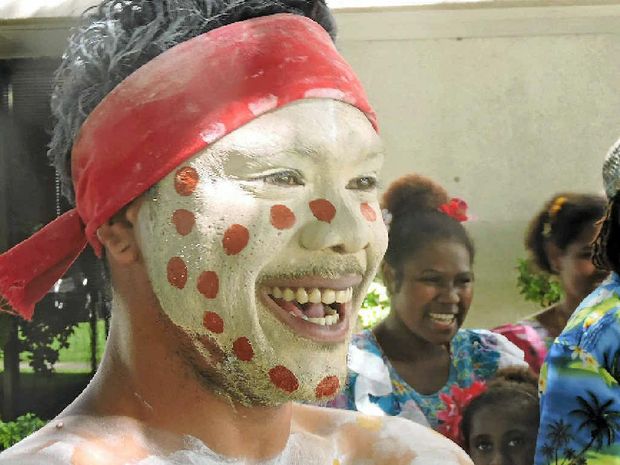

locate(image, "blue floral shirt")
[[331, 328, 526, 430], [536, 273, 620, 465]]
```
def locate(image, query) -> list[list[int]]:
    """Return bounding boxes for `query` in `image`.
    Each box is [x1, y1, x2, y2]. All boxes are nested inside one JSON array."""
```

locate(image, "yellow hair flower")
[[549, 196, 568, 217]]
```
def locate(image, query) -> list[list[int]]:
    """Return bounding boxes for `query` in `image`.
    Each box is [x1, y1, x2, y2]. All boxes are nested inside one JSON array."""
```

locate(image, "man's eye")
[[347, 176, 377, 191], [260, 171, 304, 186]]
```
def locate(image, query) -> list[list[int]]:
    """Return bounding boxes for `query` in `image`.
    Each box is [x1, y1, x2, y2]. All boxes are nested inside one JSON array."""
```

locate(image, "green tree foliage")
[[359, 280, 390, 329], [17, 294, 82, 375], [516, 258, 562, 308], [0, 414, 46, 451]]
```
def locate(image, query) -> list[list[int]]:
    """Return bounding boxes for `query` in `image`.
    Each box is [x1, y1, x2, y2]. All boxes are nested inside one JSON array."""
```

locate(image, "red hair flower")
[[439, 198, 469, 222], [436, 381, 487, 446]]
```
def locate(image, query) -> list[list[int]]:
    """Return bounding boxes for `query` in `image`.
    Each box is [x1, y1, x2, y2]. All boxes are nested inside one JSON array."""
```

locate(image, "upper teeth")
[[271, 286, 353, 305], [429, 313, 455, 322]]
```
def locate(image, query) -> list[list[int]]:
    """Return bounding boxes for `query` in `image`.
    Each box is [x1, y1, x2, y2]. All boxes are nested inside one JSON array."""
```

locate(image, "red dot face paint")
[[222, 224, 250, 255], [315, 375, 340, 399], [270, 204, 296, 230], [233, 337, 254, 361], [166, 257, 188, 289], [269, 365, 299, 393], [172, 209, 196, 236], [203, 311, 224, 334], [309, 199, 336, 223], [174, 166, 199, 196], [197, 271, 219, 299], [360, 202, 377, 222]]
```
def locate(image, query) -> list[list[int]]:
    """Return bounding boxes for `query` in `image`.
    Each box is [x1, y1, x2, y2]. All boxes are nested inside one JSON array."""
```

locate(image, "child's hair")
[[461, 367, 539, 452], [526, 193, 606, 274], [381, 174, 474, 291]]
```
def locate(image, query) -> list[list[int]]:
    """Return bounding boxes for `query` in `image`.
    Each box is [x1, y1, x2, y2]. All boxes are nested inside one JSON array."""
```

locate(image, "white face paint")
[[135, 99, 387, 405]]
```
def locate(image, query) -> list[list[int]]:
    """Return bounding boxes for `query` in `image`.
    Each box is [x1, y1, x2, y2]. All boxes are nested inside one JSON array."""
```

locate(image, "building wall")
[[334, 3, 620, 327]]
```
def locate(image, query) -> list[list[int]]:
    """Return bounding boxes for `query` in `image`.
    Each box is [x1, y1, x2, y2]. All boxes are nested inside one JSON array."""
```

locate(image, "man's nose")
[[299, 197, 375, 253]]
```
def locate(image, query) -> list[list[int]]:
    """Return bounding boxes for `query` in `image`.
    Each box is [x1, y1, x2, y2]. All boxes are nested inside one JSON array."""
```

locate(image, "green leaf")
[[0, 414, 46, 451], [516, 257, 562, 308], [358, 279, 391, 329]]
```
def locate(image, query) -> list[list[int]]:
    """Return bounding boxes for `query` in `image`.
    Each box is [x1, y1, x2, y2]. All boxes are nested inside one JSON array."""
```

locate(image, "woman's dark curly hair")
[[461, 367, 539, 453], [49, 0, 335, 205], [593, 138, 620, 274], [525, 193, 606, 274], [381, 174, 474, 291], [593, 193, 620, 274]]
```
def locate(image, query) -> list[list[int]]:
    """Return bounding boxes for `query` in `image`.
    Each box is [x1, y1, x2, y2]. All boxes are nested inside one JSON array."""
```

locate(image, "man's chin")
[[182, 342, 347, 407], [194, 365, 347, 408]]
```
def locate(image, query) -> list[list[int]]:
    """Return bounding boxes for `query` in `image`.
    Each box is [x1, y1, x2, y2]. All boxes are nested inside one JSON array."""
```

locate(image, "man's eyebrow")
[[295, 145, 384, 162], [223, 145, 383, 164]]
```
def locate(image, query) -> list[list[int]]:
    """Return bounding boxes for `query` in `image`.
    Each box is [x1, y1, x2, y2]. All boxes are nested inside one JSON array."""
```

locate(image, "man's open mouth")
[[259, 275, 362, 342], [268, 286, 353, 326]]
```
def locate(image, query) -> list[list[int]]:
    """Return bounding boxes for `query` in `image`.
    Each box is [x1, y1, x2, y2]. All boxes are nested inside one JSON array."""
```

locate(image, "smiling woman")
[[329, 173, 527, 444]]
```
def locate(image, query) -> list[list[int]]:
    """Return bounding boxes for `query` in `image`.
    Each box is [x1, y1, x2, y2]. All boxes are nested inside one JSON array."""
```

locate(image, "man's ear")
[[545, 242, 562, 274], [96, 200, 144, 265]]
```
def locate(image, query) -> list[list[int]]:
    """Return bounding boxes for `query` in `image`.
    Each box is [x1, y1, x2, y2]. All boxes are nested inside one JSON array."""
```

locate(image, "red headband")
[[0, 14, 377, 320]]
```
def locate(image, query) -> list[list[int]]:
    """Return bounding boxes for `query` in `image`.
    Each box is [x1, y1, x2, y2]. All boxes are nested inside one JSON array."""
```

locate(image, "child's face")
[[467, 404, 538, 465]]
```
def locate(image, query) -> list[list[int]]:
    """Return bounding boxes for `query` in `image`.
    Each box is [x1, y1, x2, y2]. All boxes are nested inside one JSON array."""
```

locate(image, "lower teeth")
[[291, 313, 340, 326]]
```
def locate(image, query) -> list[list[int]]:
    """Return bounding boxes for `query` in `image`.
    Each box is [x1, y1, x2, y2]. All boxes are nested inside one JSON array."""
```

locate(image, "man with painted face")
[[0, 1, 472, 464]]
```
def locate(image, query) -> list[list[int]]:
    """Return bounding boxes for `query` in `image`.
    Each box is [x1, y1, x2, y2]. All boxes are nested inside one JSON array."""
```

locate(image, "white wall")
[[334, 3, 620, 327]]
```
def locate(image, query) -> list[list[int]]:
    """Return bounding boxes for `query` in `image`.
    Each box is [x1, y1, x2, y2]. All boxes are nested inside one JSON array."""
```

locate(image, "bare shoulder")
[[0, 416, 152, 465], [0, 419, 74, 465], [293, 404, 473, 465]]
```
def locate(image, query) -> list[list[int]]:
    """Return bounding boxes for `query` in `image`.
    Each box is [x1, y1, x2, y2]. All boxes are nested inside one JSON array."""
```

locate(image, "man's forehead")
[[201, 100, 382, 162]]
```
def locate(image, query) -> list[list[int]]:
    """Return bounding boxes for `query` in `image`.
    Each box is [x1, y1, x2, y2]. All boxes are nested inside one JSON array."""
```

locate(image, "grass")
[[56, 320, 107, 365], [0, 320, 107, 373], [0, 321, 107, 419]]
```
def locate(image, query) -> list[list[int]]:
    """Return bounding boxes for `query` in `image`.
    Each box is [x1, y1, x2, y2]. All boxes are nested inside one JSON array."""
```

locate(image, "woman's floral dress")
[[536, 273, 620, 465], [493, 320, 549, 374], [330, 328, 526, 443]]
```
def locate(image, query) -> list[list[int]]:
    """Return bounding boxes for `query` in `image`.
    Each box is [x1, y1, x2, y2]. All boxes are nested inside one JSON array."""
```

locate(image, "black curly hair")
[[381, 174, 475, 291], [525, 193, 606, 274], [49, 0, 335, 205], [593, 193, 620, 274]]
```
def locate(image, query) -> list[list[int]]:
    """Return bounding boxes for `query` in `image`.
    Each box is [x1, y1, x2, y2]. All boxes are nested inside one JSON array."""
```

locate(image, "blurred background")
[[0, 0, 618, 436]]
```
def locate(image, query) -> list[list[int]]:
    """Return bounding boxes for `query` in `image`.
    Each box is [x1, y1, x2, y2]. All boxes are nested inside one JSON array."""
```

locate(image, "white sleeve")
[[475, 328, 528, 369], [348, 344, 392, 416]]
